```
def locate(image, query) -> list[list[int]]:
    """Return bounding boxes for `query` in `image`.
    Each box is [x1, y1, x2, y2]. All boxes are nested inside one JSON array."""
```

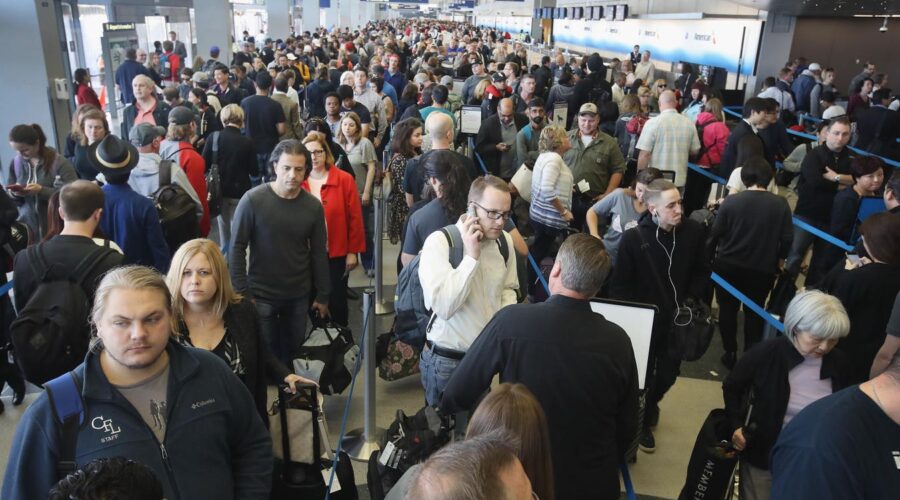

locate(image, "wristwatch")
[[833, 174, 841, 183]]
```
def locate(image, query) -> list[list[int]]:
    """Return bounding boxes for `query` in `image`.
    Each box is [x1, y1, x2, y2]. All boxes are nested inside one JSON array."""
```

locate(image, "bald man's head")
[[498, 98, 515, 125], [426, 112, 454, 147], [658, 90, 678, 110]]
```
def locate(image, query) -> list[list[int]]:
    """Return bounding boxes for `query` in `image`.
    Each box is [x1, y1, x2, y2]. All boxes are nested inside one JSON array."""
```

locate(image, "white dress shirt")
[[419, 220, 519, 352]]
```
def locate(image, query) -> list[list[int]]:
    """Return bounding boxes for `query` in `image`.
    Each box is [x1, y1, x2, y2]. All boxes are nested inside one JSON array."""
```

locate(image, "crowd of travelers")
[[3, 17, 899, 500]]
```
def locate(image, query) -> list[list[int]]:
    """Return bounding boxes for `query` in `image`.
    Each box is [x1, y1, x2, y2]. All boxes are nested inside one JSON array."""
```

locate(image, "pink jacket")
[[695, 112, 730, 167]]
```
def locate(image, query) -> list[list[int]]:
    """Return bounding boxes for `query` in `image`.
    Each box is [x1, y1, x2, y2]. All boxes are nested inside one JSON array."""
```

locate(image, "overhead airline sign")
[[551, 17, 762, 76], [476, 16, 532, 35]]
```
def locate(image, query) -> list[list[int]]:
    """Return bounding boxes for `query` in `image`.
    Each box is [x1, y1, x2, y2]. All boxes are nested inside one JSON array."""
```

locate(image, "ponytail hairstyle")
[[9, 123, 56, 167]]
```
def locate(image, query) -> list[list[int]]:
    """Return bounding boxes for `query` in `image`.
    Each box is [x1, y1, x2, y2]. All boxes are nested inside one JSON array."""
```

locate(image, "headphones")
[[655, 218, 693, 327]]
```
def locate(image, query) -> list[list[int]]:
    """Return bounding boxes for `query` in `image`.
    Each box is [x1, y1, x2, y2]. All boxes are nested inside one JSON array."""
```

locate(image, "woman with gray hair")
[[722, 290, 854, 500], [528, 125, 574, 265]]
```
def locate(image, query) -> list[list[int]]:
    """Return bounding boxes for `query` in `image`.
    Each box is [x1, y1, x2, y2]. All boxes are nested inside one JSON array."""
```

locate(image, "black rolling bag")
[[269, 383, 357, 500]]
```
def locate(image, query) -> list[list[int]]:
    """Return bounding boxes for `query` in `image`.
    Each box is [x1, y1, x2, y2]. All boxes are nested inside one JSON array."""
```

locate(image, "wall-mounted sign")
[[103, 22, 136, 32]]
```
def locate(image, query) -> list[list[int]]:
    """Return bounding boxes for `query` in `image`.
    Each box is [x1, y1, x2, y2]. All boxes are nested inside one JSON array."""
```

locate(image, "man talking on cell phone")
[[417, 175, 519, 406]]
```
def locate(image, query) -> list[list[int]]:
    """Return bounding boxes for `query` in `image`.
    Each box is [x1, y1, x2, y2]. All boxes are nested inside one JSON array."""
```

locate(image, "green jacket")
[[563, 130, 626, 198]]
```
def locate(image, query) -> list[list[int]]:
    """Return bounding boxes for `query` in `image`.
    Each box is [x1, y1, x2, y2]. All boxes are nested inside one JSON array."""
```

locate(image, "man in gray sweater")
[[229, 139, 331, 365]]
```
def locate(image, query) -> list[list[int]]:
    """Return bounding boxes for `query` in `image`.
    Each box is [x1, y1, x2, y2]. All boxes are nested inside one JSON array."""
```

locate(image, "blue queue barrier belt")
[[711, 272, 785, 334], [621, 462, 637, 500], [0, 280, 13, 296], [687, 162, 728, 185], [723, 106, 900, 168], [475, 152, 554, 296], [791, 216, 854, 252]]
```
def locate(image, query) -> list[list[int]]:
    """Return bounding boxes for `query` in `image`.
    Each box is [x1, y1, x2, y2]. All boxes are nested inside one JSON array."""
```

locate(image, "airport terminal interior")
[[0, 0, 899, 499]]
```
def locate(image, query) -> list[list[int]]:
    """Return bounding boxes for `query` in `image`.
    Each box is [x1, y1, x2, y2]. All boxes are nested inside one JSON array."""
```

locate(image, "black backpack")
[[367, 406, 452, 500], [587, 83, 612, 109], [690, 121, 713, 164], [10, 245, 114, 385], [151, 160, 200, 256]]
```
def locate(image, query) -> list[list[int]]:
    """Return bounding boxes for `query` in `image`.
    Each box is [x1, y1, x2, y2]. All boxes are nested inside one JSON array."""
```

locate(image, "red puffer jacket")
[[695, 111, 730, 167]]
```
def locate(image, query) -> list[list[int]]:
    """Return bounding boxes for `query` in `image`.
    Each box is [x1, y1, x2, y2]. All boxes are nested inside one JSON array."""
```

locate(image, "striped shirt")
[[530, 151, 574, 229]]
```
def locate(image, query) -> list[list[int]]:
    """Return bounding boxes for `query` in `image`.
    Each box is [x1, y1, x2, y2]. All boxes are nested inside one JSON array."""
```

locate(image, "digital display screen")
[[605, 5, 616, 21]]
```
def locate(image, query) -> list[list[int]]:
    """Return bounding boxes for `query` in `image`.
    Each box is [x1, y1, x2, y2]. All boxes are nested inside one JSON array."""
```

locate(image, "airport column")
[[302, 0, 320, 34], [533, 0, 556, 44], [323, 0, 339, 31], [339, 0, 355, 31], [751, 11, 797, 100], [0, 0, 71, 168], [194, 0, 233, 72], [268, 0, 292, 40]]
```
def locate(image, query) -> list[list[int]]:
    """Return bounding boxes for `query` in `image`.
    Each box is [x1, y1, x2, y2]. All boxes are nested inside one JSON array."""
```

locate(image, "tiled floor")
[[0, 237, 737, 499]]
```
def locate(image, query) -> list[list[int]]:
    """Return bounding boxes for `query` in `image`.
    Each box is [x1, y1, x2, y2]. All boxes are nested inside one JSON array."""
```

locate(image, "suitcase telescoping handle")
[[276, 382, 321, 477]]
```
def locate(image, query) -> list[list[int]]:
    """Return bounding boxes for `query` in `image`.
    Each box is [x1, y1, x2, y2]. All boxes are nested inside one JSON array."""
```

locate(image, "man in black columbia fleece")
[[610, 179, 710, 454], [567, 53, 612, 129]]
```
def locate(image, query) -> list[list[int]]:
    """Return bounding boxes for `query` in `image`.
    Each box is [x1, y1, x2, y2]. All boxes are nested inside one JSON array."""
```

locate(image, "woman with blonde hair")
[[466, 384, 555, 500], [684, 96, 731, 214], [166, 239, 307, 423], [300, 132, 364, 326], [69, 106, 109, 180], [336, 111, 377, 274], [529, 125, 574, 265], [636, 86, 653, 114]]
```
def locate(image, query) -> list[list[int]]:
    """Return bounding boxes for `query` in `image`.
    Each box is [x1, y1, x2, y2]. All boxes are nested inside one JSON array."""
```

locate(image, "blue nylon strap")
[[724, 105, 899, 168], [621, 463, 637, 500], [0, 280, 12, 296], [474, 151, 489, 175], [711, 272, 785, 333], [792, 216, 854, 252], [686, 162, 728, 185], [45, 372, 85, 426]]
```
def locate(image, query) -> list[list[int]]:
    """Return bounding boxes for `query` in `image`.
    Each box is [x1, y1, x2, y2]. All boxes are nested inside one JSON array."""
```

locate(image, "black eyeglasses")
[[472, 201, 511, 221]]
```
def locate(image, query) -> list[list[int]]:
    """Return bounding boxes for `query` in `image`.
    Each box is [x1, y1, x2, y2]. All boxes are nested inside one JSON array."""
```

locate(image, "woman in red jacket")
[[301, 132, 365, 326], [73, 68, 101, 108], [683, 97, 731, 215]]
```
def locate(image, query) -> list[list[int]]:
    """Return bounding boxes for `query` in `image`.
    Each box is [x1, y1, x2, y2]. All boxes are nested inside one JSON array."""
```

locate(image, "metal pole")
[[344, 289, 385, 461], [374, 149, 393, 315]]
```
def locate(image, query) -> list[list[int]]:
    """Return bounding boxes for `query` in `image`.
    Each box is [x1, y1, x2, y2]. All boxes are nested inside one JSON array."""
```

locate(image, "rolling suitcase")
[[269, 383, 357, 500]]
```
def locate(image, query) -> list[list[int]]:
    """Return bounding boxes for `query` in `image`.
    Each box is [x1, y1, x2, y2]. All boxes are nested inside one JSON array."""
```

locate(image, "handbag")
[[510, 163, 533, 203], [634, 227, 714, 361], [269, 384, 358, 500], [378, 336, 420, 382], [293, 319, 360, 395], [677, 409, 739, 500], [671, 299, 715, 362], [766, 271, 796, 320]]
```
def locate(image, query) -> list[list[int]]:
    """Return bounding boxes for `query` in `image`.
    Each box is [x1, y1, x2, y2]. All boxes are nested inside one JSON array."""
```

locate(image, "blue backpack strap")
[[45, 371, 84, 480]]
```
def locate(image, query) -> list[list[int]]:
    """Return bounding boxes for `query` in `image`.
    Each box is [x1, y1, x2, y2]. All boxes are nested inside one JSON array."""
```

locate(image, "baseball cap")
[[129, 123, 166, 147], [808, 62, 822, 71], [210, 45, 220, 55], [191, 71, 209, 84], [168, 106, 194, 126], [822, 106, 847, 120], [439, 75, 454, 87], [579, 103, 599, 116], [491, 72, 506, 83]]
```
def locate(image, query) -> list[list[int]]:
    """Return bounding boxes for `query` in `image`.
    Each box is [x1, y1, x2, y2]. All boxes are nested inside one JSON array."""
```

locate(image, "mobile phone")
[[846, 253, 861, 266], [467, 204, 477, 220], [5, 184, 24, 192]]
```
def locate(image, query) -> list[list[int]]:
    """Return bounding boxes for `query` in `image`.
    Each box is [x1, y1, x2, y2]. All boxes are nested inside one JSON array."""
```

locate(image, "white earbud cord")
[[656, 224, 693, 326]]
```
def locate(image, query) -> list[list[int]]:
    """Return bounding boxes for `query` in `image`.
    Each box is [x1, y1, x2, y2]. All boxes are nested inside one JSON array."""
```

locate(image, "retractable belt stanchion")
[[373, 149, 394, 315], [344, 289, 385, 461]]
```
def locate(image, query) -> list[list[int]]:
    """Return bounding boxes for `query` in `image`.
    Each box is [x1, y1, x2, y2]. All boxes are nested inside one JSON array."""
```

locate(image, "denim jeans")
[[419, 346, 461, 406], [254, 297, 310, 367], [218, 197, 240, 253], [256, 153, 270, 184]]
